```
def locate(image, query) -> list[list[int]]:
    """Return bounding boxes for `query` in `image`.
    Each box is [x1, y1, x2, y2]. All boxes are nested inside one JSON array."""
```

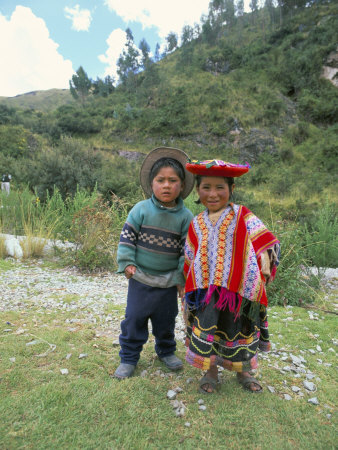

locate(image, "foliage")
[[302, 201, 338, 269], [68, 195, 128, 271], [69, 66, 92, 104]]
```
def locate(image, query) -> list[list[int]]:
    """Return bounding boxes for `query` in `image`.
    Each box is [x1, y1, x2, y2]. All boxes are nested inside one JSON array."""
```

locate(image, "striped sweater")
[[117, 195, 193, 286]]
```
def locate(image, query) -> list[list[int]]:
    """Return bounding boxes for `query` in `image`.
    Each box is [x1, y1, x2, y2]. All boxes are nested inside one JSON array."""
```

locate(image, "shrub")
[[68, 194, 128, 271]]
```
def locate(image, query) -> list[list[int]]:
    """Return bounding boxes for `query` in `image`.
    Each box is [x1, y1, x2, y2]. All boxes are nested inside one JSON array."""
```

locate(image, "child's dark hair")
[[195, 175, 235, 203], [149, 157, 185, 184]]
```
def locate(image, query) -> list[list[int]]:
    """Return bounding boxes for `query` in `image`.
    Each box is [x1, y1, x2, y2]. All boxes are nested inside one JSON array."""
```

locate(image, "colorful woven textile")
[[185, 293, 271, 372], [184, 204, 279, 310]]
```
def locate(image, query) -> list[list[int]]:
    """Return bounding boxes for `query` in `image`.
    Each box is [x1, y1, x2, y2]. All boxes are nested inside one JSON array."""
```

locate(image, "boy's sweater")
[[117, 195, 193, 286]]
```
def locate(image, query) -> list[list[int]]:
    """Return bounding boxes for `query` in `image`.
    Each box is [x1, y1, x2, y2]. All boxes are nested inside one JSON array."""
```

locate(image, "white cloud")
[[104, 0, 210, 39], [64, 4, 92, 32], [0, 6, 74, 97], [98, 28, 128, 81]]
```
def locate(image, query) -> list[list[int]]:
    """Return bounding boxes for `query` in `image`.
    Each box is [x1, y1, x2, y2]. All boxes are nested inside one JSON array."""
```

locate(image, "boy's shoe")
[[113, 363, 136, 379], [159, 354, 183, 371]]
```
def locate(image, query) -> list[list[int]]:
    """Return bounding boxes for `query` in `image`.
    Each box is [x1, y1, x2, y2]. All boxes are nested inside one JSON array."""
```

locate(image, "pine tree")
[[69, 66, 92, 105]]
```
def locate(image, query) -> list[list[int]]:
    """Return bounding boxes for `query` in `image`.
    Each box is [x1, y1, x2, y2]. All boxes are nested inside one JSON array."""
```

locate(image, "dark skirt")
[[185, 293, 270, 372]]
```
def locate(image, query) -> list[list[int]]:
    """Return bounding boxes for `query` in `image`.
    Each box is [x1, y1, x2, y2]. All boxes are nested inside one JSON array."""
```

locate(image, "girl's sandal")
[[199, 374, 218, 394], [237, 373, 263, 393]]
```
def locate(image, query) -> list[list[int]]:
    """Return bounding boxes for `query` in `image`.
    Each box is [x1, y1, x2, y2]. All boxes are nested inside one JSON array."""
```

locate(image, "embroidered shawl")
[[184, 204, 279, 311]]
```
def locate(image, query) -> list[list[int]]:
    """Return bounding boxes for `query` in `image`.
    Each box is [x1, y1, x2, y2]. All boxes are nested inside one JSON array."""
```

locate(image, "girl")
[[183, 159, 280, 393], [114, 147, 194, 379]]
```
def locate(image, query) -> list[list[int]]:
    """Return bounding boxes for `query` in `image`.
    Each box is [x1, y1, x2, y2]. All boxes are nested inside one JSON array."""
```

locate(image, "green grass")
[[1, 294, 336, 449]]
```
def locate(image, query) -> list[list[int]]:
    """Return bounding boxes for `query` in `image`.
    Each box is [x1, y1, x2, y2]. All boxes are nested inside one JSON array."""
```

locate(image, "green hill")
[[0, 1, 337, 221], [0, 89, 74, 112]]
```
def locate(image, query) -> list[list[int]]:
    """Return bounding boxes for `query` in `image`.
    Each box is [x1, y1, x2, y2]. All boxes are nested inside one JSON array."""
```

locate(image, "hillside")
[[0, 88, 74, 112], [0, 1, 337, 221]]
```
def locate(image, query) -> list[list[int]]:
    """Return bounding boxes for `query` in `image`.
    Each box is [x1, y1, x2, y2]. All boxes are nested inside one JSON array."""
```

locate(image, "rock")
[[78, 353, 88, 359], [284, 394, 292, 401], [26, 339, 40, 346], [185, 422, 191, 427], [140, 370, 148, 377], [167, 390, 177, 400], [303, 381, 316, 391], [197, 399, 204, 405], [316, 345, 322, 352], [60, 368, 69, 375], [306, 373, 315, 380], [199, 405, 207, 411], [186, 377, 193, 384], [171, 400, 180, 409], [267, 386, 275, 393], [308, 397, 319, 405], [9, 357, 16, 363], [174, 387, 183, 393], [4, 237, 23, 259], [291, 386, 301, 393], [65, 353, 72, 360]]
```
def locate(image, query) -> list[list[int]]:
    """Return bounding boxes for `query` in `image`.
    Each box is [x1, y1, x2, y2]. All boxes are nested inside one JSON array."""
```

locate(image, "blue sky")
[[0, 0, 217, 97]]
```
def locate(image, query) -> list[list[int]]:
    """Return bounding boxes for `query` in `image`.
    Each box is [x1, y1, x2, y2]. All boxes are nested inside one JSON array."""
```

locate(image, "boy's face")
[[197, 176, 234, 213], [151, 166, 184, 207]]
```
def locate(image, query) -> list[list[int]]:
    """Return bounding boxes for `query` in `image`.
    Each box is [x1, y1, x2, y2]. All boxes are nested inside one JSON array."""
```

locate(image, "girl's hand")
[[177, 285, 185, 298], [124, 265, 136, 279]]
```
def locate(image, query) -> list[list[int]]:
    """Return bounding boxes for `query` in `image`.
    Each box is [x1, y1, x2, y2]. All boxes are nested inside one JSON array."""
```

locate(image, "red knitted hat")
[[186, 159, 250, 177]]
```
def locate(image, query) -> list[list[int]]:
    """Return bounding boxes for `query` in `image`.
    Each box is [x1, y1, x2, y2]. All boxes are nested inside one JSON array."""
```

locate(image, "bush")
[[302, 201, 338, 269]]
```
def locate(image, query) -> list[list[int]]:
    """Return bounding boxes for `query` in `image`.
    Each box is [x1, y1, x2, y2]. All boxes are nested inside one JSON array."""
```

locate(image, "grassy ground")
[[0, 271, 337, 449]]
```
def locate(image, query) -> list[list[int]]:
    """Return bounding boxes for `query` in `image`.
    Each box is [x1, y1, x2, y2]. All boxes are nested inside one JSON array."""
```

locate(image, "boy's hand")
[[177, 284, 185, 298], [124, 265, 136, 279]]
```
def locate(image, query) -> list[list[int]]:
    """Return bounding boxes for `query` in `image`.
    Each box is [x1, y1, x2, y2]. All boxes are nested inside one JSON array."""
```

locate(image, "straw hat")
[[186, 159, 250, 177], [140, 147, 195, 199]]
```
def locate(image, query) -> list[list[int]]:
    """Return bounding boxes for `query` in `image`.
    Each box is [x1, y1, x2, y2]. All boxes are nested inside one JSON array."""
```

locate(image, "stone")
[[284, 394, 292, 401], [291, 386, 301, 393], [316, 345, 322, 352], [66, 353, 72, 360], [9, 357, 16, 363], [185, 422, 191, 427], [186, 378, 193, 384], [26, 339, 39, 346], [78, 353, 88, 359], [60, 368, 69, 375], [199, 405, 207, 411], [167, 390, 177, 400], [175, 387, 183, 393], [267, 385, 275, 393], [303, 381, 316, 391], [198, 399, 204, 405], [308, 397, 319, 405], [140, 370, 148, 377]]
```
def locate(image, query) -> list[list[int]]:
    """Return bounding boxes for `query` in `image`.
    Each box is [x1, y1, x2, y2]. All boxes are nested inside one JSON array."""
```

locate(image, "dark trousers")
[[119, 278, 178, 365]]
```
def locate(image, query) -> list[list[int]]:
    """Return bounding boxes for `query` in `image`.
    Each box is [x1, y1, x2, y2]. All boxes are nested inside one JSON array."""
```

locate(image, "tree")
[[154, 43, 161, 62], [165, 32, 178, 53], [236, 0, 244, 17], [181, 25, 194, 45], [224, 0, 235, 26], [92, 76, 115, 97], [116, 28, 140, 85], [139, 38, 152, 70], [69, 66, 92, 105]]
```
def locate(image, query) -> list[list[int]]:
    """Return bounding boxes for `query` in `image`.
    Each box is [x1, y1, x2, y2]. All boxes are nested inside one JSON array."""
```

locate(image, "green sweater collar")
[[151, 194, 184, 212]]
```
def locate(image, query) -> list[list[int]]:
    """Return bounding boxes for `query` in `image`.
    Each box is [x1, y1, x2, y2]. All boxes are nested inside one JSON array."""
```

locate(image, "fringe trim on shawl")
[[184, 286, 261, 321]]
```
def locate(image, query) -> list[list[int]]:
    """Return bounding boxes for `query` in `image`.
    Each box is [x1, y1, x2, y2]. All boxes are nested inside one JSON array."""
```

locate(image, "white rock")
[[308, 397, 319, 405], [60, 368, 69, 375], [267, 386, 275, 393], [198, 399, 204, 405], [4, 237, 23, 259], [303, 381, 316, 391], [284, 394, 292, 401], [185, 422, 191, 427], [199, 405, 207, 411], [66, 353, 72, 360], [78, 353, 88, 359], [291, 386, 301, 393], [316, 345, 322, 352], [167, 390, 177, 400], [9, 357, 16, 363]]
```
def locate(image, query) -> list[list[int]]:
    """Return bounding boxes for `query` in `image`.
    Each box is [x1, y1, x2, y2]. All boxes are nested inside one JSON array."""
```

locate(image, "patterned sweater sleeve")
[[183, 221, 196, 281], [117, 204, 142, 273]]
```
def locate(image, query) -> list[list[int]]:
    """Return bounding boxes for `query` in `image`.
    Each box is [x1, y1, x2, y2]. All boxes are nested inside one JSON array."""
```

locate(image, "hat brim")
[[140, 147, 195, 199], [186, 162, 249, 178]]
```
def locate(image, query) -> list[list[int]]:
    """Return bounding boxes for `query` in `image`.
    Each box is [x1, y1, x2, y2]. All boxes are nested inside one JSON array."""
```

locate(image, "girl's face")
[[197, 176, 234, 213], [151, 166, 184, 207]]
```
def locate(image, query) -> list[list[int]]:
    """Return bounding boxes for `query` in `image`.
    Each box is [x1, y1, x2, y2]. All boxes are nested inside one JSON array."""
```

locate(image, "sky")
[[0, 0, 220, 97]]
